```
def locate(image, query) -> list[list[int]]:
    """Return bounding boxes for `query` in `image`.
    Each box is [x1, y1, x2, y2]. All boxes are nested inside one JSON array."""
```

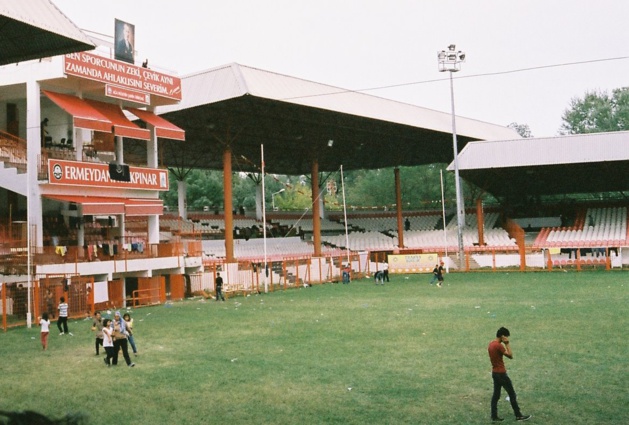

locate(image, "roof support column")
[[311, 159, 321, 257], [148, 215, 159, 245], [77, 205, 84, 247], [74, 128, 86, 162], [146, 120, 158, 168], [73, 90, 83, 162], [146, 109, 159, 245], [177, 180, 187, 220], [223, 147, 235, 262], [119, 213, 126, 245], [26, 80, 43, 248], [115, 135, 124, 164], [318, 190, 326, 220], [476, 198, 485, 246], [395, 167, 404, 249]]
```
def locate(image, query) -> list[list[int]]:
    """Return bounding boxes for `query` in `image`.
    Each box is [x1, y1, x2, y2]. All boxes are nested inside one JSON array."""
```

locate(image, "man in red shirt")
[[488, 327, 531, 422]]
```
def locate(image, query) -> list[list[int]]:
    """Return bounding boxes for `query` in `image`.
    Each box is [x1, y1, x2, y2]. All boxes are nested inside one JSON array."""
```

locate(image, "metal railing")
[[0, 131, 27, 172]]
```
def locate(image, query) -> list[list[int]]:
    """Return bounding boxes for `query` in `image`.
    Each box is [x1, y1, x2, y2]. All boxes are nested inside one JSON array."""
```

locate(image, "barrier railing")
[[0, 131, 27, 172], [25, 241, 184, 265], [131, 288, 161, 307], [1, 274, 92, 332]]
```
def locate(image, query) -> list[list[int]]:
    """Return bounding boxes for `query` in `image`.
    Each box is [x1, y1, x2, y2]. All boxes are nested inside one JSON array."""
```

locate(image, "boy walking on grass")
[[488, 327, 531, 422], [215, 272, 225, 301], [57, 296, 70, 335]]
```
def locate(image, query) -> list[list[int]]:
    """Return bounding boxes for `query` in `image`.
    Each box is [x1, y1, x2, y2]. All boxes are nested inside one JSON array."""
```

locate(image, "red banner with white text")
[[64, 51, 182, 101], [48, 159, 169, 191]]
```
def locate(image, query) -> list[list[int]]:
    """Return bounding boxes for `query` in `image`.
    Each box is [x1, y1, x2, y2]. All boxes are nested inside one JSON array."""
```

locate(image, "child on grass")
[[92, 311, 104, 355], [39, 312, 50, 350], [112, 311, 135, 367], [123, 312, 138, 356], [102, 318, 114, 366], [57, 296, 69, 335]]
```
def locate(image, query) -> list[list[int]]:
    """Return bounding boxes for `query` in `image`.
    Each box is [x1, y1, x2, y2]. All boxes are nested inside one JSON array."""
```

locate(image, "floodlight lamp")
[[448, 44, 456, 51], [438, 51, 446, 60], [458, 52, 466, 61], [327, 139, 334, 147]]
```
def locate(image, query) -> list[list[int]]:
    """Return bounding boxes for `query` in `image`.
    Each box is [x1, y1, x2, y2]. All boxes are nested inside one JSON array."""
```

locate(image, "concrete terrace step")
[[0, 161, 27, 196]]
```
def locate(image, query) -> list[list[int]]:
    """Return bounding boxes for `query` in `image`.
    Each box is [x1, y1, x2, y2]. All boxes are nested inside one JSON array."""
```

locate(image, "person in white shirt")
[[39, 312, 51, 350], [57, 296, 69, 335], [102, 318, 115, 366]]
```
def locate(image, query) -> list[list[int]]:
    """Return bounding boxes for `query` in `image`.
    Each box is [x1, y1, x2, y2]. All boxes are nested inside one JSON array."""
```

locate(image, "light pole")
[[438, 44, 466, 268], [272, 188, 285, 211]]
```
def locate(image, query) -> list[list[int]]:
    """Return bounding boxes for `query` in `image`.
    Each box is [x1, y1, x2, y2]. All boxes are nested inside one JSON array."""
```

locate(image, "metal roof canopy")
[[137, 63, 520, 176], [0, 0, 94, 66], [450, 131, 629, 199]]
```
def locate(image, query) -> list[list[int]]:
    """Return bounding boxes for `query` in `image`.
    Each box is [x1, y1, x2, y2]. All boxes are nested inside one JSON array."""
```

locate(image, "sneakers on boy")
[[491, 417, 504, 422], [516, 415, 531, 421]]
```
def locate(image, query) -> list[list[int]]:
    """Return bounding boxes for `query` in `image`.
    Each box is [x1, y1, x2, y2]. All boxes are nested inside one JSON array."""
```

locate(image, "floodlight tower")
[[438, 44, 466, 268]]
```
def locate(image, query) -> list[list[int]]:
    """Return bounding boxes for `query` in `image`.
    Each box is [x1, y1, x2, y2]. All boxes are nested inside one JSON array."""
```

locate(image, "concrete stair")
[[467, 255, 481, 270], [446, 253, 480, 270], [0, 160, 27, 196]]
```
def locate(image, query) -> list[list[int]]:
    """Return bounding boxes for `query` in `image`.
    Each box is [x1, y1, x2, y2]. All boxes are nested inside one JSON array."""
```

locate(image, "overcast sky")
[[54, 0, 629, 138]]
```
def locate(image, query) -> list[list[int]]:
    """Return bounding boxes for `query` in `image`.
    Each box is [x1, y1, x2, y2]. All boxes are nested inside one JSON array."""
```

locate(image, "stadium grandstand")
[[2, 2, 629, 332]]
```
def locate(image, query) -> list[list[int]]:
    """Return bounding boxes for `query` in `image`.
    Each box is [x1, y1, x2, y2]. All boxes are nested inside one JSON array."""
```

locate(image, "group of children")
[[373, 267, 390, 284], [430, 261, 445, 287], [92, 310, 137, 367], [37, 298, 138, 368], [370, 262, 445, 286]]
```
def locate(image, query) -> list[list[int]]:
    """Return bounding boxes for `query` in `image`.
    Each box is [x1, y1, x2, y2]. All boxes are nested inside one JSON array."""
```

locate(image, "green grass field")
[[1, 271, 627, 424]]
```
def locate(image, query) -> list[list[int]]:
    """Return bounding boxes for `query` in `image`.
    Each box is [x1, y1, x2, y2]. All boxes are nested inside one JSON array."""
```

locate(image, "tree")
[[161, 164, 491, 213], [161, 169, 223, 211], [507, 122, 533, 138], [339, 164, 465, 210], [560, 87, 629, 134], [232, 173, 257, 211]]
